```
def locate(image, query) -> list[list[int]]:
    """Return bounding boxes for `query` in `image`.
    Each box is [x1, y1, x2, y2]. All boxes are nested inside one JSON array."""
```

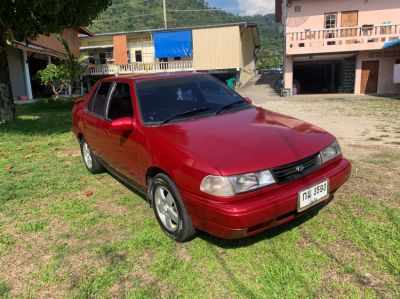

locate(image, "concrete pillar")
[[21, 50, 33, 100], [47, 55, 51, 64], [354, 52, 363, 94], [284, 55, 293, 91]]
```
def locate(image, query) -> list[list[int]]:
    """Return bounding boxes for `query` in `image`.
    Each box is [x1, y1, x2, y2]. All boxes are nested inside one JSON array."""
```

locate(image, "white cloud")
[[237, 0, 275, 15]]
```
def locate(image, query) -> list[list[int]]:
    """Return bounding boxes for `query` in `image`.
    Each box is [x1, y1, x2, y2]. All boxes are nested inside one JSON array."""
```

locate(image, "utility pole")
[[163, 0, 167, 29]]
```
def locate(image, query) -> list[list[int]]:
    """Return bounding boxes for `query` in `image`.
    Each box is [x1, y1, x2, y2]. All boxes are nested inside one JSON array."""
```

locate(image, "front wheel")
[[151, 173, 197, 242]]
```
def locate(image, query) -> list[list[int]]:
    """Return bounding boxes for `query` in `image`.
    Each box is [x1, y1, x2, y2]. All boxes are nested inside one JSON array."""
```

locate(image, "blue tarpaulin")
[[154, 30, 192, 58], [383, 39, 400, 49]]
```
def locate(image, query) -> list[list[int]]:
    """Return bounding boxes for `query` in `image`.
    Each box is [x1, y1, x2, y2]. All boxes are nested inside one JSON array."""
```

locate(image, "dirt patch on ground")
[[54, 149, 81, 158]]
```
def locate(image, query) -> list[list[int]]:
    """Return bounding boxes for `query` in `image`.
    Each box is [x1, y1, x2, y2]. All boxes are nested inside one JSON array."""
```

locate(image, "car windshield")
[[135, 75, 250, 125]]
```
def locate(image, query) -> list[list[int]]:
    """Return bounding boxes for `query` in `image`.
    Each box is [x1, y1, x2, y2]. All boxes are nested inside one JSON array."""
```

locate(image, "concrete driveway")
[[239, 74, 400, 161]]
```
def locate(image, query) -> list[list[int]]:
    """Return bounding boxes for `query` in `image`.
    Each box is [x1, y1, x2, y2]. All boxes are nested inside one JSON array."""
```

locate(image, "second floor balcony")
[[286, 24, 400, 55], [85, 60, 194, 76]]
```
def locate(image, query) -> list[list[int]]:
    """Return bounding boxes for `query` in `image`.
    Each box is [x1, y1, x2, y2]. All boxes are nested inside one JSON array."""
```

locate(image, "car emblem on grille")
[[296, 165, 305, 172]]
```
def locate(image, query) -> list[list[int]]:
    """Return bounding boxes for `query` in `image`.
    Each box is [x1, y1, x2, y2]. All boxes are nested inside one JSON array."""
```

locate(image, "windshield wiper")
[[160, 107, 211, 125], [215, 100, 246, 115]]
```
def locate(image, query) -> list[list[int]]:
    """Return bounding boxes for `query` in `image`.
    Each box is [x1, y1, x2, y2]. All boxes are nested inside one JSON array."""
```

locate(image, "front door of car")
[[102, 82, 142, 183]]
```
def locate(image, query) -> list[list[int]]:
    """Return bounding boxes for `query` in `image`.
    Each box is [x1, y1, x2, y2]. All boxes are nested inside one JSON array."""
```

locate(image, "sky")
[[206, 0, 275, 16]]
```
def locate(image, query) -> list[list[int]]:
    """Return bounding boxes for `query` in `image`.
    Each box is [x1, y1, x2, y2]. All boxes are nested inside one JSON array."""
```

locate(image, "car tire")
[[80, 137, 104, 174], [151, 173, 197, 242]]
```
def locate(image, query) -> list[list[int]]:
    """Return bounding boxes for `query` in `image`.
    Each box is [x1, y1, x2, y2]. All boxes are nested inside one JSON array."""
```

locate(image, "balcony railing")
[[286, 24, 400, 54], [86, 61, 194, 76]]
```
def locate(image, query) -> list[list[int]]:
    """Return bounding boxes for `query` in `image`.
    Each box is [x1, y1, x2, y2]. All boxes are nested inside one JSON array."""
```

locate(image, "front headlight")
[[320, 140, 341, 164], [200, 170, 276, 197], [200, 175, 235, 197]]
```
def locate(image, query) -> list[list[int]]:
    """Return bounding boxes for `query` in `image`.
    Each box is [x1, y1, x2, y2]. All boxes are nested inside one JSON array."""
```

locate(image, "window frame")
[[324, 12, 338, 29], [86, 84, 100, 114], [104, 82, 134, 122], [85, 81, 114, 119]]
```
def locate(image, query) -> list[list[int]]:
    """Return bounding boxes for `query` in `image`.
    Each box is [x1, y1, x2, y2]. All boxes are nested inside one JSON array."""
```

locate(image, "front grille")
[[271, 153, 321, 184]]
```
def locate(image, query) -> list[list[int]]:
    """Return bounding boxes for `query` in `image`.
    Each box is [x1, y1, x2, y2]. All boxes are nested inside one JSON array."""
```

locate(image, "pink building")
[[276, 0, 400, 95]]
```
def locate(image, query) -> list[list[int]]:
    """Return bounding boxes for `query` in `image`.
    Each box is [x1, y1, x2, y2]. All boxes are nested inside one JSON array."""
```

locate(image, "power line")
[[167, 8, 240, 12], [110, 0, 161, 6], [92, 12, 162, 22]]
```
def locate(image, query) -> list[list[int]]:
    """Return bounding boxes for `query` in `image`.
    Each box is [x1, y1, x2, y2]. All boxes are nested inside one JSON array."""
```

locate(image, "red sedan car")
[[72, 73, 351, 242]]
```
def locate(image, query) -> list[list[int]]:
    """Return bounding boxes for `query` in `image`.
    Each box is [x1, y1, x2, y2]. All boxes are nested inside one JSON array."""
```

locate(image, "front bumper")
[[182, 158, 351, 239]]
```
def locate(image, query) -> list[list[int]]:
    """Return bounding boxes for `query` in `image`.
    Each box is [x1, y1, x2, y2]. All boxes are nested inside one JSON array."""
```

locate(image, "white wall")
[[355, 50, 400, 94], [127, 40, 155, 64], [7, 47, 27, 99]]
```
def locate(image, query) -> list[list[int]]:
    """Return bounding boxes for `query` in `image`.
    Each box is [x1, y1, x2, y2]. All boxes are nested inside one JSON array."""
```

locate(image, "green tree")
[[35, 63, 68, 98], [256, 49, 282, 69], [0, 0, 111, 123]]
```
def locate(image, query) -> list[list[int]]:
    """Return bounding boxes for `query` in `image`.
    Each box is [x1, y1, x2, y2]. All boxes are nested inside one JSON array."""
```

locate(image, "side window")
[[107, 83, 134, 120], [87, 85, 99, 112], [88, 82, 112, 117]]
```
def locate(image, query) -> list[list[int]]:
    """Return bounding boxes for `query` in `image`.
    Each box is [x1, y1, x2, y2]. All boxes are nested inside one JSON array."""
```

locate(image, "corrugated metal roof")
[[12, 40, 67, 59], [78, 27, 95, 37]]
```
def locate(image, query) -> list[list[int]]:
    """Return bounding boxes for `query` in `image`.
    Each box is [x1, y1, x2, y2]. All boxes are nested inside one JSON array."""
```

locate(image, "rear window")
[[87, 82, 112, 117]]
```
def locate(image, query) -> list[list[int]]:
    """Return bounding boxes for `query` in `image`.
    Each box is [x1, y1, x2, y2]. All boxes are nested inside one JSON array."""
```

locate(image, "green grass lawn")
[[0, 100, 399, 298]]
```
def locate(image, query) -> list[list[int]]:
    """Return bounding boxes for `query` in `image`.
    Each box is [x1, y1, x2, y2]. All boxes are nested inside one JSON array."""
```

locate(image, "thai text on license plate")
[[298, 180, 329, 212]]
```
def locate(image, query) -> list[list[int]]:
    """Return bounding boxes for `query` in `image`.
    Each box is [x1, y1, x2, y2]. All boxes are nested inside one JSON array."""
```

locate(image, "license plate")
[[298, 180, 329, 212]]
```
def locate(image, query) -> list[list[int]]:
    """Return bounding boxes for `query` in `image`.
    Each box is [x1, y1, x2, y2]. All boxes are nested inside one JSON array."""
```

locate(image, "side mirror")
[[244, 97, 252, 104], [110, 117, 134, 132]]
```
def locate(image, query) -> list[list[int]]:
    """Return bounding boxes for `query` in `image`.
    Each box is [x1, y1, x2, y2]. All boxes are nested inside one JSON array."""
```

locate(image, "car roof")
[[98, 72, 207, 83]]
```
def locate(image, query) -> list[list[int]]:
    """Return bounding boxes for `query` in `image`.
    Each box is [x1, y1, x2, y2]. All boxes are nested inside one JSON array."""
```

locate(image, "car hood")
[[152, 107, 335, 175]]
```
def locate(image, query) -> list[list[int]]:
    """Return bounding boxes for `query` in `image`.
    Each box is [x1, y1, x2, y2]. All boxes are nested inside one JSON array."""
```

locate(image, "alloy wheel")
[[82, 142, 93, 169], [154, 185, 180, 232]]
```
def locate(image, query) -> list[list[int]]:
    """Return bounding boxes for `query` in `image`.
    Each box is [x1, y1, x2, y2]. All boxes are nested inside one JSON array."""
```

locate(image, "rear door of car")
[[83, 81, 113, 160]]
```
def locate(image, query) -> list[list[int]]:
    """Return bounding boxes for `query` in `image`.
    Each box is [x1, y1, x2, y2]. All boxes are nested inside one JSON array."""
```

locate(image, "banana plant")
[[57, 34, 90, 96]]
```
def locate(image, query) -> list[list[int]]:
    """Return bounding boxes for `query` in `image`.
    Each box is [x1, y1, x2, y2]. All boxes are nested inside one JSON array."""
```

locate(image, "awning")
[[12, 40, 67, 59], [383, 39, 400, 49], [154, 30, 192, 58]]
